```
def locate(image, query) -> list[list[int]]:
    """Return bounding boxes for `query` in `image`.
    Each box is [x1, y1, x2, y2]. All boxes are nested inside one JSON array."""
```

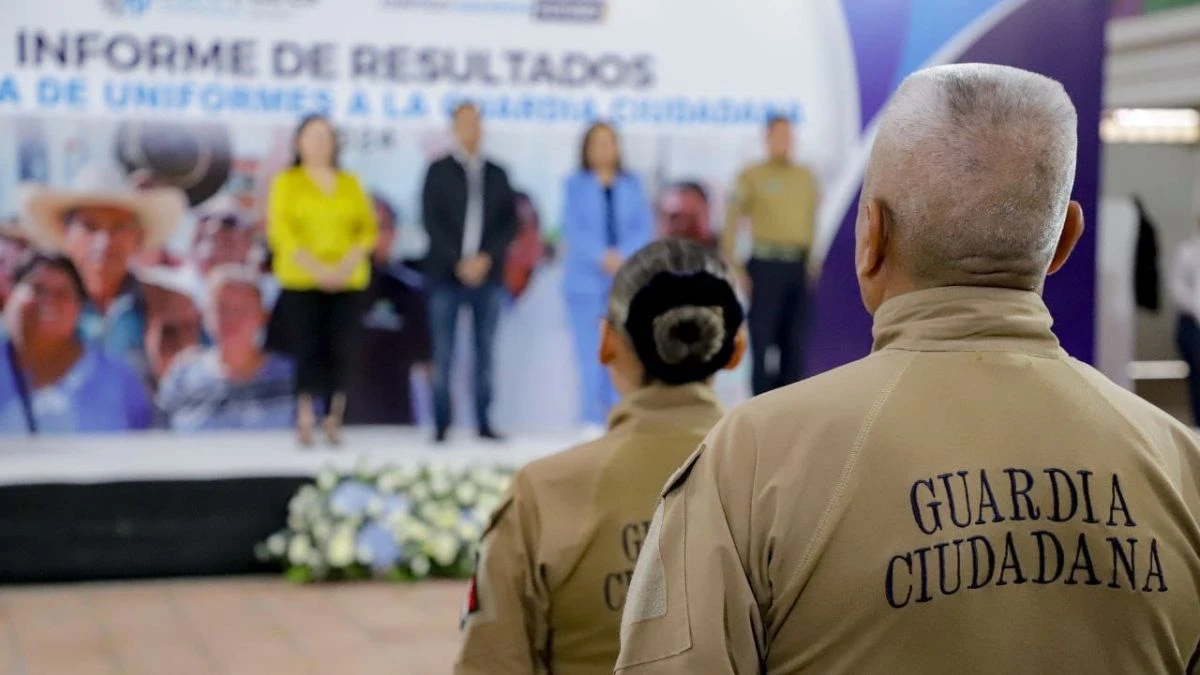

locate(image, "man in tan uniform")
[[456, 238, 746, 674], [617, 64, 1200, 674], [724, 115, 819, 395]]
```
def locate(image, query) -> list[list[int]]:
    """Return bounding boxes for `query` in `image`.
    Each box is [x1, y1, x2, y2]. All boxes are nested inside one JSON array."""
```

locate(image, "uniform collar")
[[607, 383, 723, 433], [872, 286, 1063, 358]]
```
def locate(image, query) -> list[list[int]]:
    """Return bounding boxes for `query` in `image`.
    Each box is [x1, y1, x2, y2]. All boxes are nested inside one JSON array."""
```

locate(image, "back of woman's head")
[[607, 238, 743, 385]]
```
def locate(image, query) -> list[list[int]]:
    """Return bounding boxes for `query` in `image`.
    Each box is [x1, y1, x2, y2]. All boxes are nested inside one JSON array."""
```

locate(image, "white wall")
[[1101, 143, 1200, 360]]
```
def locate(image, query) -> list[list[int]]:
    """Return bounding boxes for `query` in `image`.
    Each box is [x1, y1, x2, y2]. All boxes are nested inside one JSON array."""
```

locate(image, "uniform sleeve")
[[455, 471, 550, 674], [351, 176, 378, 252], [722, 170, 752, 265], [616, 413, 766, 674]]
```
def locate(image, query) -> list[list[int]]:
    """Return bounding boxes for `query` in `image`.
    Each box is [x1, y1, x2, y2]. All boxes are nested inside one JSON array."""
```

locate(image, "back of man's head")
[[861, 63, 1079, 293]]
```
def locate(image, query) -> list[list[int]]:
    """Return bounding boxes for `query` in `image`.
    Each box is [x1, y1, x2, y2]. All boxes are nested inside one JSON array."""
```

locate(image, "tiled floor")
[[0, 578, 468, 675]]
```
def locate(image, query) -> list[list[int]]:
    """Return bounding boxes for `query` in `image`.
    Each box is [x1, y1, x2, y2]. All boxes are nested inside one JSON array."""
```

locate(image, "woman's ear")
[[724, 327, 748, 371], [599, 320, 617, 366]]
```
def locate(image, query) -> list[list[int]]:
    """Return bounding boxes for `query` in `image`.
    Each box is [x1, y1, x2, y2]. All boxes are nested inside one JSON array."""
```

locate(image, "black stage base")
[[0, 427, 569, 584], [0, 478, 305, 584]]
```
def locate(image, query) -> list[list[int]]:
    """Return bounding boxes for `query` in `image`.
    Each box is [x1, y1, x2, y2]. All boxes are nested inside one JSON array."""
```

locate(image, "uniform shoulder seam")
[[1063, 359, 1183, 487], [778, 350, 918, 598]]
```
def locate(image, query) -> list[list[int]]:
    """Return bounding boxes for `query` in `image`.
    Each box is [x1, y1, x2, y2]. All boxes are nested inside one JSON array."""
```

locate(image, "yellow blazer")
[[267, 167, 378, 291]]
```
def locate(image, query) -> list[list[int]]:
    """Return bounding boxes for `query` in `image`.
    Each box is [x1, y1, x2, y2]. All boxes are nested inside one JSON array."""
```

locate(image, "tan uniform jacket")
[[455, 384, 724, 675], [722, 160, 819, 264], [617, 287, 1200, 675]]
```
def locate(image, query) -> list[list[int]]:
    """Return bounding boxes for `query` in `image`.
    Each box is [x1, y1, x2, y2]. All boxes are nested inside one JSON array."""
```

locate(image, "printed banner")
[[0, 0, 1105, 440]]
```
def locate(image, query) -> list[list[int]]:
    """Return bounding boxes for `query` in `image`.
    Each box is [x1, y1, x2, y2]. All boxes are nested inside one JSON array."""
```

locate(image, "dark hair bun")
[[624, 270, 743, 385]]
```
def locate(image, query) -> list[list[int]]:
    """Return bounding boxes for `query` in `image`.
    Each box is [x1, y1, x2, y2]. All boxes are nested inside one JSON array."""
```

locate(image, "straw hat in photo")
[[17, 165, 187, 252]]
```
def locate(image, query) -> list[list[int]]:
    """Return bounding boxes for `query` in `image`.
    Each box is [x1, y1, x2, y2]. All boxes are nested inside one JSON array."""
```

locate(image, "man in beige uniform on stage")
[[725, 116, 820, 395], [617, 63, 1200, 674]]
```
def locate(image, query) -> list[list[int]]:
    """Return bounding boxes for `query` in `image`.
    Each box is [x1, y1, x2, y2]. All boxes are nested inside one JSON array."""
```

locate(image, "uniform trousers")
[[747, 256, 809, 395]]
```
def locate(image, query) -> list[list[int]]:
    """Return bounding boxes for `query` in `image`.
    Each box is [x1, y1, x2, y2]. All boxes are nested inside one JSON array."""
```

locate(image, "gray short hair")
[[864, 63, 1078, 289]]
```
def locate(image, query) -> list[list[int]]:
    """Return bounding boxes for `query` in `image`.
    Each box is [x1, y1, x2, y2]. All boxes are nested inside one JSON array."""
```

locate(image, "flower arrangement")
[[256, 462, 513, 583]]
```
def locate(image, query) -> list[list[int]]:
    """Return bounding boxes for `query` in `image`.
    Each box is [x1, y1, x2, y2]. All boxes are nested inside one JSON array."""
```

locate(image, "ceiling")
[[1107, 3, 1200, 107]]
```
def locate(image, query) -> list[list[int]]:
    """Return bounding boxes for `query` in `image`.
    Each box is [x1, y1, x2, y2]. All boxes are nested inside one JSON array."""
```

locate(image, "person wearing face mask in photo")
[[0, 253, 152, 434]]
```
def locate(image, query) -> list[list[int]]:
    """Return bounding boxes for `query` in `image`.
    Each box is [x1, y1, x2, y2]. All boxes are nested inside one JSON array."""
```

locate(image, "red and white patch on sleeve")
[[460, 572, 480, 630]]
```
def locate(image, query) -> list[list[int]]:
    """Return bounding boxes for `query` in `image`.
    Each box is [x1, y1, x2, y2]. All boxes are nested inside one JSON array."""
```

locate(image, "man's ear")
[[856, 199, 889, 280], [724, 328, 747, 371], [1047, 200, 1084, 276], [599, 320, 617, 365]]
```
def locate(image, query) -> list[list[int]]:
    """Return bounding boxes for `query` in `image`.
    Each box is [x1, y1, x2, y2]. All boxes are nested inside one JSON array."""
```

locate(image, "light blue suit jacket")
[[560, 171, 654, 297]]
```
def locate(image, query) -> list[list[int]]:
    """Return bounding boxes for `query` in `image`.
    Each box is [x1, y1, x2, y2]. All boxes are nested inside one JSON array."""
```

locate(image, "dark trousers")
[[747, 257, 809, 395], [1177, 314, 1200, 425], [428, 281, 503, 432], [277, 290, 358, 400]]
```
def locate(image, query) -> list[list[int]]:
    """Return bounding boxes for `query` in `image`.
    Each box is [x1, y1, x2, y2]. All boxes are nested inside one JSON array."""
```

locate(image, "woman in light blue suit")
[[561, 122, 654, 430]]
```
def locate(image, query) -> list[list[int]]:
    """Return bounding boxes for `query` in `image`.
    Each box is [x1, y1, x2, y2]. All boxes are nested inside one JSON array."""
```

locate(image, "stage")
[[0, 428, 577, 583]]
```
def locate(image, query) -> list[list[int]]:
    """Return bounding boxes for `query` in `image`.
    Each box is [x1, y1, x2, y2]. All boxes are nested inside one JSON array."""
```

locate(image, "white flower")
[[454, 482, 480, 507], [425, 531, 460, 566], [266, 534, 288, 557], [316, 469, 339, 491], [307, 550, 325, 569], [433, 506, 459, 530], [377, 471, 401, 494], [410, 555, 432, 579], [428, 475, 452, 498], [312, 519, 333, 544], [287, 534, 314, 566], [467, 506, 487, 527], [476, 495, 500, 518], [326, 526, 357, 568], [456, 521, 482, 542], [403, 520, 430, 543], [387, 511, 412, 531], [409, 483, 431, 502]]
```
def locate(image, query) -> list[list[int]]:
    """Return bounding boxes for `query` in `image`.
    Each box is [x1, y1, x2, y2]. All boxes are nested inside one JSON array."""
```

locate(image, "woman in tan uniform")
[[455, 237, 746, 674]]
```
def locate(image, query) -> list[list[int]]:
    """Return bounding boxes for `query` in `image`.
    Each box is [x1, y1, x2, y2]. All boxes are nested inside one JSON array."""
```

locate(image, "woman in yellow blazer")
[[267, 114, 377, 446]]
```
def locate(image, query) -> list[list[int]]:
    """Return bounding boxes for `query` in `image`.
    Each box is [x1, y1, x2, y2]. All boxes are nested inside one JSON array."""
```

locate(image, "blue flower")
[[329, 480, 378, 519], [380, 494, 413, 518], [357, 520, 404, 574]]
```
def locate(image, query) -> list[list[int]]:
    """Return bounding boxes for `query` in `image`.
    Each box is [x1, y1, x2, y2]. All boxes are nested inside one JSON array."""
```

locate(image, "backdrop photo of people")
[[0, 108, 804, 438]]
